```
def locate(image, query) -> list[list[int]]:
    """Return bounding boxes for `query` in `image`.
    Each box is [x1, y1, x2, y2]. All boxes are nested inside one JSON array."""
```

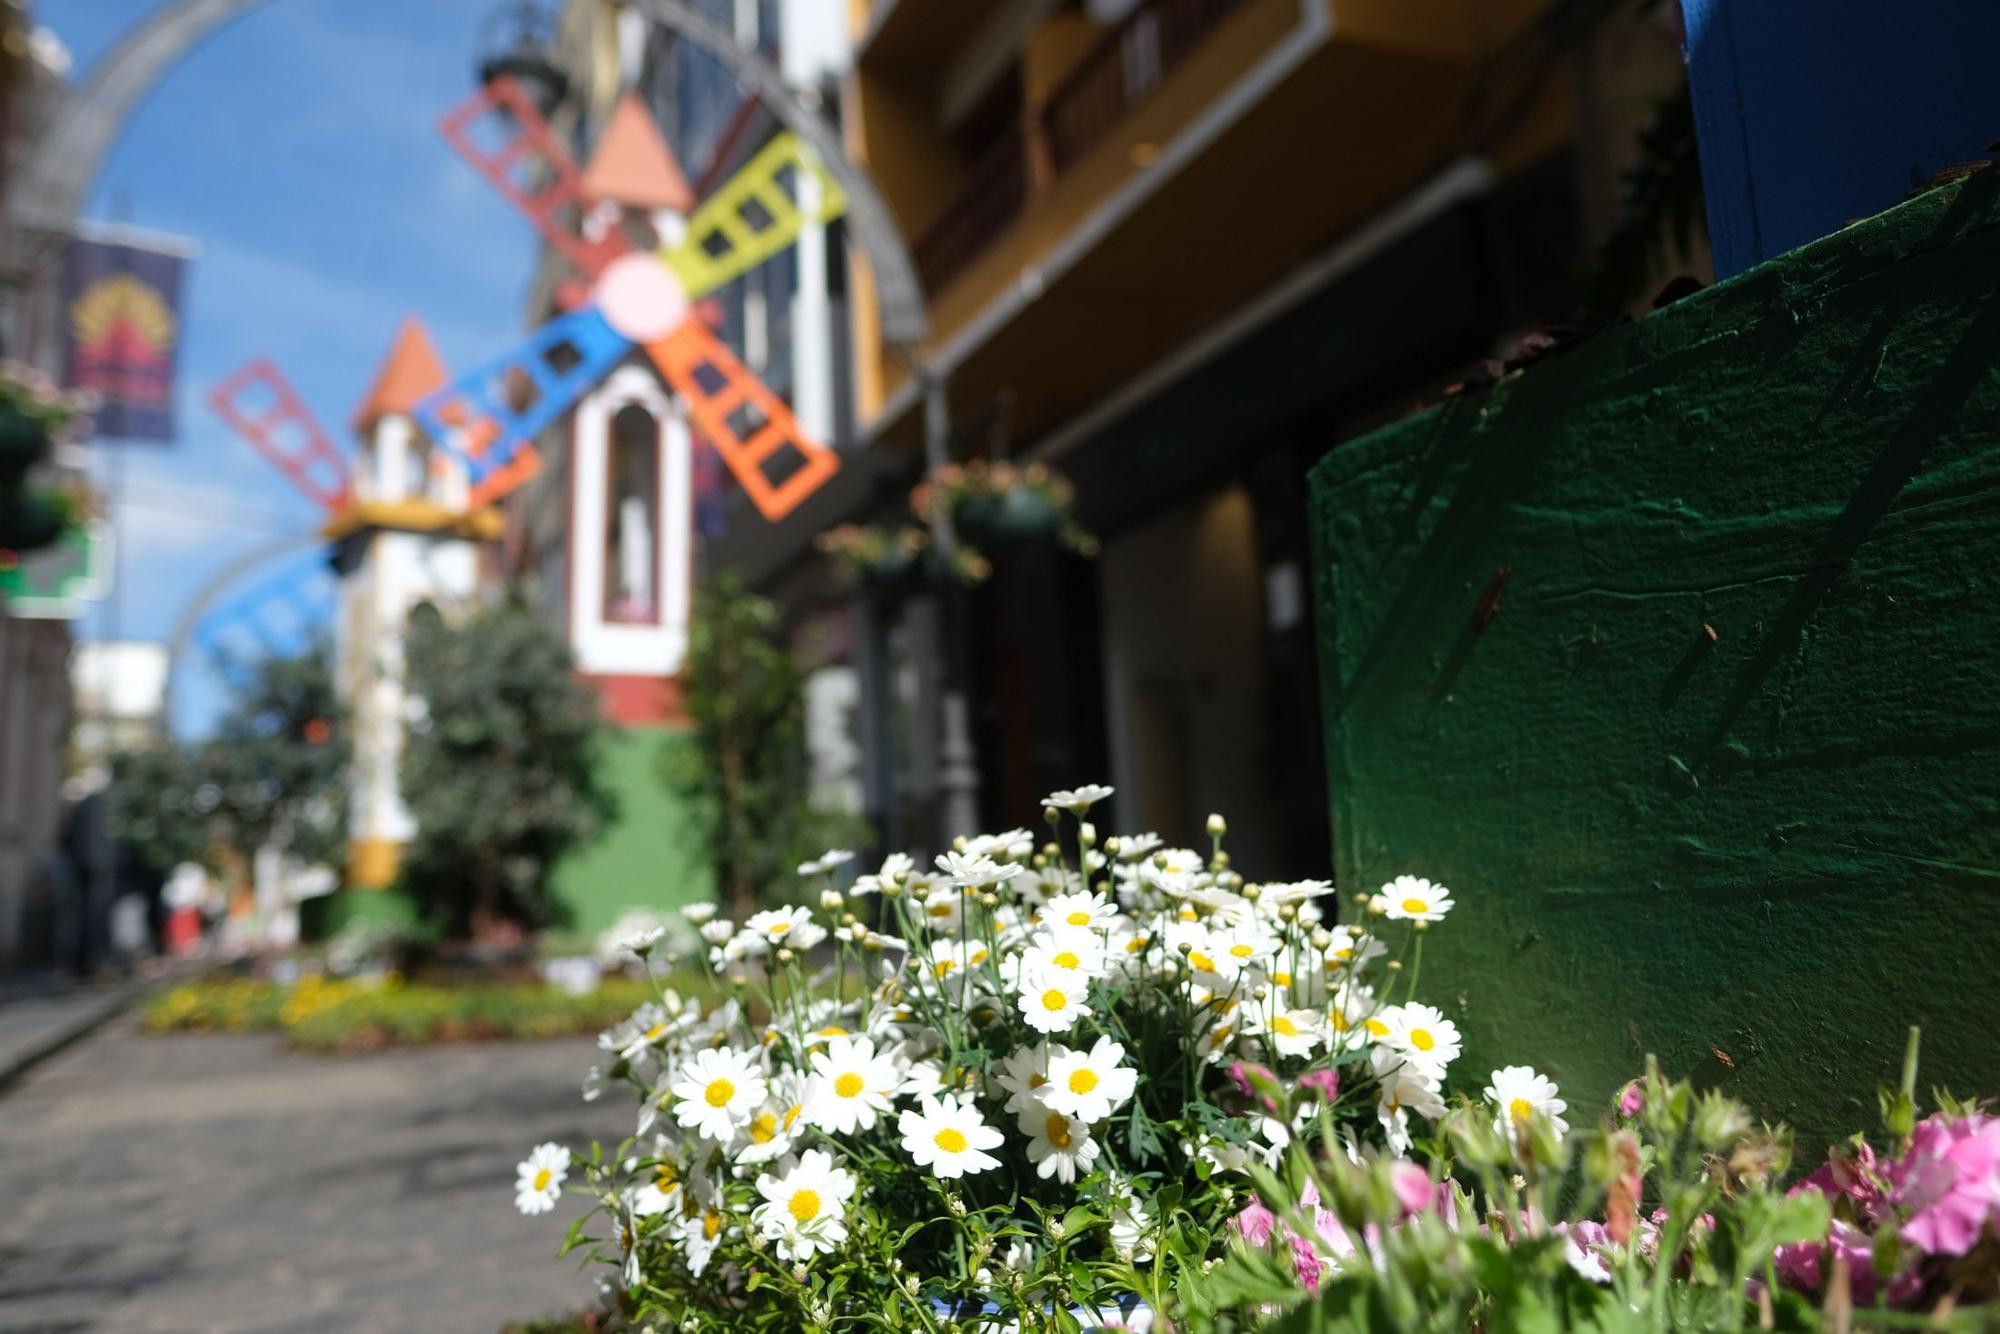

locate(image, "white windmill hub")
[[595, 253, 689, 342]]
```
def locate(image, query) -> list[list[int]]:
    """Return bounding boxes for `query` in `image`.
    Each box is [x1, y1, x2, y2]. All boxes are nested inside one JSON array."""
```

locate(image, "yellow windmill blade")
[[663, 131, 848, 299]]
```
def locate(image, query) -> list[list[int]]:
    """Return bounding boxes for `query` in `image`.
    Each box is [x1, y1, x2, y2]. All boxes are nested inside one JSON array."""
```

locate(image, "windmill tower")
[[560, 92, 699, 725], [209, 319, 501, 898]]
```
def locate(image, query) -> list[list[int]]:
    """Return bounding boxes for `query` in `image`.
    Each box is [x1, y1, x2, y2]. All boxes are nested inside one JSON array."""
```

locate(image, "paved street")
[[0, 1016, 629, 1333]]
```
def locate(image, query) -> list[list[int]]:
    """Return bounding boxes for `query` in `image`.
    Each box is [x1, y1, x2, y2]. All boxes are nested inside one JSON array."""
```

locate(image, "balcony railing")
[[911, 0, 1247, 295]]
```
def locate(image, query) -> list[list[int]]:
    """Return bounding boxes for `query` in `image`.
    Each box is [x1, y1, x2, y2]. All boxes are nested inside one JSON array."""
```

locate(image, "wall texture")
[[1307, 172, 2000, 1147]]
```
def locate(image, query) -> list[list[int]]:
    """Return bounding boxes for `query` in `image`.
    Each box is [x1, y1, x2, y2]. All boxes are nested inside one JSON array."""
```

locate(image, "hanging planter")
[[913, 459, 1096, 555]]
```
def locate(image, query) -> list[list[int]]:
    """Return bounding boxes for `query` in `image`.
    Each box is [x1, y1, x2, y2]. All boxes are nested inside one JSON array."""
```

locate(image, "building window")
[[605, 402, 662, 625], [403, 434, 431, 502]]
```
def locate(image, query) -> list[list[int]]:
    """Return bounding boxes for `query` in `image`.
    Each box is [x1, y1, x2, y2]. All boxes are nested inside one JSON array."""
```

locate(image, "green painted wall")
[[548, 725, 714, 938], [1307, 172, 2000, 1148]]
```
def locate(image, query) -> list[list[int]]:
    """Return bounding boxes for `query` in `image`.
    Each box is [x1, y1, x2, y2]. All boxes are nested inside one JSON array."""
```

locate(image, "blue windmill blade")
[[412, 307, 631, 488], [193, 558, 339, 680]]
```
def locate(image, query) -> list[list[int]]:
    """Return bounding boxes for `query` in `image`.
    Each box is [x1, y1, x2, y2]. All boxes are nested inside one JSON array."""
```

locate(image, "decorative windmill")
[[208, 320, 494, 889], [412, 77, 847, 522]]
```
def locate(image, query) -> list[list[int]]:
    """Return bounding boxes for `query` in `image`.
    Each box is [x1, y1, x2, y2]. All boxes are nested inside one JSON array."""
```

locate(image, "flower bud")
[[1310, 928, 1331, 950], [776, 947, 795, 964], [1079, 821, 1097, 845], [820, 889, 844, 911], [1207, 813, 1227, 837]]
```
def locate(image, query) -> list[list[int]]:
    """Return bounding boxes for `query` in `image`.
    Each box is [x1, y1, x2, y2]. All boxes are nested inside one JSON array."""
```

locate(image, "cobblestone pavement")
[[0, 1015, 629, 1333]]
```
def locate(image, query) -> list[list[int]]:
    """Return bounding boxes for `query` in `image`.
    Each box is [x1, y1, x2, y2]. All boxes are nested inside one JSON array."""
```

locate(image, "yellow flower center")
[[934, 1127, 969, 1153], [1126, 937, 1148, 953], [934, 961, 957, 978], [704, 1078, 736, 1108], [703, 1209, 723, 1240], [657, 1166, 678, 1189], [1331, 1010, 1350, 1031], [970, 947, 989, 965], [1272, 1016, 1298, 1037], [1068, 1068, 1099, 1095], [643, 1023, 667, 1041], [1230, 943, 1255, 959], [928, 903, 955, 918], [750, 1112, 777, 1143], [532, 1168, 552, 1192], [768, 921, 791, 936], [834, 1072, 864, 1098], [818, 1025, 848, 1037], [1045, 1113, 1072, 1149], [1273, 971, 1292, 987], [1410, 1029, 1436, 1052], [1053, 951, 1080, 969], [1067, 911, 1092, 927], [789, 1189, 821, 1223], [1402, 897, 1429, 915], [1041, 989, 1067, 1012], [1029, 1073, 1047, 1089], [1189, 951, 1216, 972], [1510, 1097, 1534, 1125], [1365, 1018, 1389, 1037], [784, 1104, 803, 1130]]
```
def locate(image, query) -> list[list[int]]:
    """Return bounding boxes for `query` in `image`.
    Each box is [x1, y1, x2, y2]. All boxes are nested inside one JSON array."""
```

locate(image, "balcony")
[[912, 0, 1247, 295]]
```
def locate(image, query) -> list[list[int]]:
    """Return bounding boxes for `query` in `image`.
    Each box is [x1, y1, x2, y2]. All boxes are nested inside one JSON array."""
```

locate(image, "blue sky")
[[48, 0, 543, 733]]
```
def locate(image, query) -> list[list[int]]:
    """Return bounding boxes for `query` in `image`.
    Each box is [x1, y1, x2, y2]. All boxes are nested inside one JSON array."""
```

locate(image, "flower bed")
[[514, 786, 1564, 1329], [144, 974, 660, 1050]]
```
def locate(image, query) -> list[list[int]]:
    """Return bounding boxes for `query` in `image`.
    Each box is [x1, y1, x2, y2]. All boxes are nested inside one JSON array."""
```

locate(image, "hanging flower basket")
[[912, 459, 1094, 555]]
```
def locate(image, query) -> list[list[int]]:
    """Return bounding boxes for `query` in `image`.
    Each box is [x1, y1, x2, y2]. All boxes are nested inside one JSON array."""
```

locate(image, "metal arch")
[[161, 532, 325, 732], [623, 0, 931, 352], [15, 0, 278, 238]]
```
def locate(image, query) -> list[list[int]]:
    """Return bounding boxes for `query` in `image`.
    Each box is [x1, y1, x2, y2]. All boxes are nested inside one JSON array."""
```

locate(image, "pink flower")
[[1227, 1061, 1281, 1115], [1617, 1079, 1645, 1118], [1890, 1113, 2000, 1257], [1390, 1161, 1433, 1217], [1288, 1231, 1324, 1292], [1231, 1198, 1278, 1246], [1297, 1069, 1340, 1102]]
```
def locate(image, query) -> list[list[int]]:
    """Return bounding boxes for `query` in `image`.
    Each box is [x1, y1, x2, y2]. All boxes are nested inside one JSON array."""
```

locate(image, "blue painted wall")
[[1684, 0, 1999, 277]]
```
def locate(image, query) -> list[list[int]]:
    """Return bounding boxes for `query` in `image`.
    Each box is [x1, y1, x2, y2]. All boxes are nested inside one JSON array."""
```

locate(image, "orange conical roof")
[[352, 316, 449, 434], [582, 93, 695, 214]]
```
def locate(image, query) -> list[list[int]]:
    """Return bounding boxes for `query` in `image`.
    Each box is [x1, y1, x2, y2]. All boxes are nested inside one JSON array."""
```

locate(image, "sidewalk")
[[0, 970, 166, 1092]]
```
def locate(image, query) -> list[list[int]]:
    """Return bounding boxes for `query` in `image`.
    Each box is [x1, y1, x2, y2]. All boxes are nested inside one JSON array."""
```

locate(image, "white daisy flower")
[[745, 906, 814, 947], [669, 1047, 768, 1142], [993, 1042, 1068, 1115], [1041, 1036, 1138, 1123], [1372, 1046, 1445, 1154], [1380, 875, 1453, 923], [629, 1158, 683, 1217], [936, 850, 1018, 889], [1387, 1002, 1461, 1077], [804, 1035, 903, 1134], [1249, 1006, 1327, 1059], [698, 918, 735, 945], [1041, 784, 1114, 815], [1323, 924, 1386, 971], [1205, 922, 1277, 980], [964, 828, 1036, 861], [1016, 967, 1091, 1034], [850, 851, 912, 896], [676, 1201, 729, 1276], [613, 1002, 678, 1062], [1107, 1185, 1155, 1262], [1118, 833, 1164, 861], [682, 902, 719, 925], [620, 925, 667, 957], [1486, 1065, 1569, 1142], [899, 1092, 1005, 1179], [1043, 890, 1116, 932], [1020, 926, 1108, 980], [752, 1148, 856, 1261], [735, 1090, 809, 1166], [1019, 1105, 1101, 1183], [924, 936, 989, 986], [514, 1142, 569, 1215], [798, 848, 856, 877]]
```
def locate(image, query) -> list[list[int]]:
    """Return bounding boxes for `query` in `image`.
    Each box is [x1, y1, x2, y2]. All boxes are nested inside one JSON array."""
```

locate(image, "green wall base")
[[1308, 172, 2000, 1148], [547, 725, 714, 939]]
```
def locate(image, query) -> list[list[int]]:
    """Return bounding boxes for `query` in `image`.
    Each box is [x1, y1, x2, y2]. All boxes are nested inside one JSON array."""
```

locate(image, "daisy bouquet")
[[517, 786, 1531, 1331]]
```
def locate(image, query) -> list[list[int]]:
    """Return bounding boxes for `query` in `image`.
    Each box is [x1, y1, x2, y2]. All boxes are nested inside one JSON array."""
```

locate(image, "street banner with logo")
[[60, 233, 191, 441]]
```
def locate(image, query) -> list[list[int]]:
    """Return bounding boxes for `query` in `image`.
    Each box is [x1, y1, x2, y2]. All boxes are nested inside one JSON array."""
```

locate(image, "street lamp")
[[474, 0, 569, 117]]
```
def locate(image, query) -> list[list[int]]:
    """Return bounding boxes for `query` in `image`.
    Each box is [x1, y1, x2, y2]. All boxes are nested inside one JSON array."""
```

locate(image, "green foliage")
[[662, 573, 858, 920], [144, 973, 661, 1049], [111, 641, 348, 877], [400, 596, 617, 937]]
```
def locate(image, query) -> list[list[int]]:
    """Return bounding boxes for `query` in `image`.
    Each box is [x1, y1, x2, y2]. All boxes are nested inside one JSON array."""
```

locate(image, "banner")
[[60, 232, 192, 441]]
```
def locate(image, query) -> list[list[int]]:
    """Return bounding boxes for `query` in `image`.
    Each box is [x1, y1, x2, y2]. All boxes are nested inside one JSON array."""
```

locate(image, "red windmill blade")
[[208, 359, 351, 512], [438, 76, 632, 283]]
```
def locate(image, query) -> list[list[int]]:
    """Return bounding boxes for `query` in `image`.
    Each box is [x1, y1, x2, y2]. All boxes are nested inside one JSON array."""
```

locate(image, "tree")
[[400, 597, 616, 938], [663, 573, 858, 923], [112, 641, 348, 879]]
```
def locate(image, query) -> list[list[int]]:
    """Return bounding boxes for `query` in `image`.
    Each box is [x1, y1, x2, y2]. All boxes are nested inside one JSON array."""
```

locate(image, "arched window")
[[605, 402, 661, 624]]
